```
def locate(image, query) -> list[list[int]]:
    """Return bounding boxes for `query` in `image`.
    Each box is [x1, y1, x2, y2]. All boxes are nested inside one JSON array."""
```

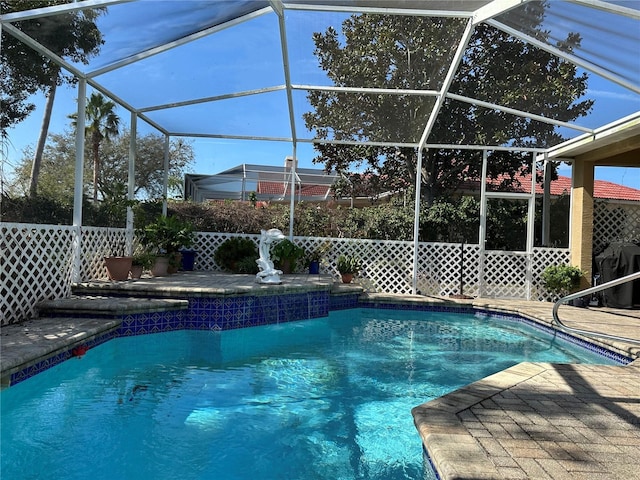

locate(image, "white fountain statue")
[[255, 228, 286, 284]]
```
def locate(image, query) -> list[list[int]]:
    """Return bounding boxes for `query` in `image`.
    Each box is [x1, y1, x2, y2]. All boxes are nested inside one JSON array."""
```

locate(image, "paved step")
[[37, 295, 189, 317]]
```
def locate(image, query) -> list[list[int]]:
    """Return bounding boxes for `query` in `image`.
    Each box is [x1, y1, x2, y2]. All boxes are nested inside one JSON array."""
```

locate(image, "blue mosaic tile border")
[[9, 329, 117, 386], [330, 293, 360, 310], [186, 291, 330, 331], [422, 446, 441, 480], [358, 300, 476, 316], [111, 291, 331, 334], [474, 310, 632, 365], [356, 301, 632, 365]]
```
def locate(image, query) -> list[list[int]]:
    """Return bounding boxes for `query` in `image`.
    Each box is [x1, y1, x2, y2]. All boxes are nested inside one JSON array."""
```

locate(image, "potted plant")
[[304, 241, 331, 274], [214, 237, 259, 273], [541, 264, 585, 304], [136, 215, 195, 276], [130, 249, 155, 279], [336, 254, 361, 284], [104, 238, 132, 281], [271, 239, 305, 274]]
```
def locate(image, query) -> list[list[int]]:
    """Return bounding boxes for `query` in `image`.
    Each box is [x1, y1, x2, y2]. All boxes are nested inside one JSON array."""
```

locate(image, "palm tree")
[[70, 92, 120, 201]]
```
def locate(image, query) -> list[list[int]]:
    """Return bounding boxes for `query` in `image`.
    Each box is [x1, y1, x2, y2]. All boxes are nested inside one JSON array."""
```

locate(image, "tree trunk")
[[29, 81, 58, 199]]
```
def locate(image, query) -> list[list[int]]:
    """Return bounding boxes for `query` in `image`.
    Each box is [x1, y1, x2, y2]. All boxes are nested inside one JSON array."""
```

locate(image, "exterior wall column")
[[570, 160, 595, 287]]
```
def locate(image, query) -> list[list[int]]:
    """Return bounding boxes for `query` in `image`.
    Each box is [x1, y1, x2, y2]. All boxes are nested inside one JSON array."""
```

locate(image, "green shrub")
[[541, 264, 583, 296], [271, 239, 305, 272], [214, 237, 258, 273]]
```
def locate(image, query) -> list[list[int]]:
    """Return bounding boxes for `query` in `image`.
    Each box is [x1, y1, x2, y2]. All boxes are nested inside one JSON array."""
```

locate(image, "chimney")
[[285, 156, 297, 170]]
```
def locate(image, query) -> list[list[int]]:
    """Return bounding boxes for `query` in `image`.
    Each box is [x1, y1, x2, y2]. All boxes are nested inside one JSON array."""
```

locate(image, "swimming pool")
[[0, 308, 624, 480]]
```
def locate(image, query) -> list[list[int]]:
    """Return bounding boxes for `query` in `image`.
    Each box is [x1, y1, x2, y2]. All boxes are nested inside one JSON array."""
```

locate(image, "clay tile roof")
[[478, 173, 640, 201], [257, 181, 331, 197]]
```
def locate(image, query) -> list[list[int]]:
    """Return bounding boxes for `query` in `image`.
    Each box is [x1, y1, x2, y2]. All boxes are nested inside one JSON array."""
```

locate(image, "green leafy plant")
[[271, 239, 305, 273], [214, 237, 258, 273], [303, 241, 332, 269], [337, 254, 361, 275], [137, 215, 195, 255], [235, 256, 259, 274], [132, 250, 155, 269], [541, 264, 584, 297]]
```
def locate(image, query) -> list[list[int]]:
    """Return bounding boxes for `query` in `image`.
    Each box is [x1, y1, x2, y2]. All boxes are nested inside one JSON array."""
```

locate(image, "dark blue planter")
[[309, 260, 320, 274], [180, 249, 197, 271]]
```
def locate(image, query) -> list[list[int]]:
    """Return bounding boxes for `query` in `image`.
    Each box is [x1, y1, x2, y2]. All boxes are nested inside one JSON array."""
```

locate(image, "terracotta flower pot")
[[341, 273, 354, 284], [130, 264, 143, 279], [151, 256, 170, 277], [104, 256, 133, 281]]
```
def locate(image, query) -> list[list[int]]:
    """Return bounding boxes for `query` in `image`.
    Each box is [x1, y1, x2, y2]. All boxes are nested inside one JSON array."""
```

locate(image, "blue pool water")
[[1, 308, 623, 480]]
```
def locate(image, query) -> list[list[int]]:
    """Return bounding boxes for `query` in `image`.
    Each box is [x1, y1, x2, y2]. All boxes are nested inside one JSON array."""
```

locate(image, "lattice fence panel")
[[594, 200, 640, 254], [1, 223, 77, 325], [195, 232, 261, 271], [325, 237, 416, 293], [531, 247, 571, 302], [416, 243, 480, 297], [81, 227, 131, 281], [481, 252, 529, 299], [0, 222, 580, 325]]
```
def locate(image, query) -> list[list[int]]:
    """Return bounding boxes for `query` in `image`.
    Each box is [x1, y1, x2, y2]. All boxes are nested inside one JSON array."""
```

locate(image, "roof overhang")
[[542, 112, 640, 165]]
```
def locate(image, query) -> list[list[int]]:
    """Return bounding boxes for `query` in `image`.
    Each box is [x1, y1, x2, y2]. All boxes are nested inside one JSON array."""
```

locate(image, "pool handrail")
[[552, 270, 640, 345]]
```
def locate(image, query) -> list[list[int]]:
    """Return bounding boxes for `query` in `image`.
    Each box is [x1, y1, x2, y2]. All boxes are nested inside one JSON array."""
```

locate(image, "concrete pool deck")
[[1, 272, 639, 480]]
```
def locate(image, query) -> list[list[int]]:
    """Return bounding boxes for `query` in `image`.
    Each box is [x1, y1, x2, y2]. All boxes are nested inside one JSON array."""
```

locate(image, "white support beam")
[[478, 150, 489, 298], [447, 92, 594, 133], [162, 135, 169, 216], [567, 0, 640, 19], [418, 19, 475, 149], [410, 147, 423, 295], [542, 155, 551, 246], [72, 79, 87, 283], [293, 84, 439, 97], [282, 3, 474, 18], [139, 86, 286, 113], [473, 0, 531, 25], [487, 19, 640, 94], [0, 0, 132, 22], [126, 111, 137, 253]]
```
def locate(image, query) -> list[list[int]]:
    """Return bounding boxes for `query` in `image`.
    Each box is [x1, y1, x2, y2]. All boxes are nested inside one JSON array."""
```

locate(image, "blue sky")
[[5, 78, 638, 191], [3, 4, 639, 191]]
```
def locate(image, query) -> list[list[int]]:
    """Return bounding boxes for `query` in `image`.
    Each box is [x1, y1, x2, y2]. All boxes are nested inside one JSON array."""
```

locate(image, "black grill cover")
[[595, 242, 640, 309]]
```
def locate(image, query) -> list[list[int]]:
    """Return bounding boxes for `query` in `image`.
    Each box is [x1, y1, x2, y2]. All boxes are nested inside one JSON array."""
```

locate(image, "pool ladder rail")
[[552, 270, 640, 345]]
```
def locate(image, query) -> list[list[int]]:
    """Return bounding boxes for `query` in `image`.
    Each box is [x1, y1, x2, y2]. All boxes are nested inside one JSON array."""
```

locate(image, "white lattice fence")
[[81, 227, 131, 281], [594, 200, 640, 253], [416, 243, 480, 297], [1, 222, 575, 325], [311, 237, 416, 294], [1, 223, 77, 326], [531, 247, 571, 301], [481, 251, 530, 299]]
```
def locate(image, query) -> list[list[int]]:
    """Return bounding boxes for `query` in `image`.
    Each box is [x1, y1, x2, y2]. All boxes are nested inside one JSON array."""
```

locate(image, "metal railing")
[[552, 270, 640, 345]]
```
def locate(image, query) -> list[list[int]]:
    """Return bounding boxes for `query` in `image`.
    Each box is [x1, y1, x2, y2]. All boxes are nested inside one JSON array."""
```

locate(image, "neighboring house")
[[184, 160, 339, 203]]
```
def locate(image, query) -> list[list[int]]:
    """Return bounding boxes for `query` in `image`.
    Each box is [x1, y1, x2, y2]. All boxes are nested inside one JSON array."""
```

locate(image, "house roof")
[[478, 173, 640, 202], [184, 164, 339, 202]]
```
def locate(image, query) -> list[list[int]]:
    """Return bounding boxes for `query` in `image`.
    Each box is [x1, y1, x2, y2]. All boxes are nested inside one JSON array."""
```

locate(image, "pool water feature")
[[1, 308, 624, 480]]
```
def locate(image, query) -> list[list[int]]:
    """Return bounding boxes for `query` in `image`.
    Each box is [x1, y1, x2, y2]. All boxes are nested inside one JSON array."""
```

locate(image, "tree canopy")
[[9, 129, 194, 202], [304, 4, 593, 206], [0, 0, 103, 138]]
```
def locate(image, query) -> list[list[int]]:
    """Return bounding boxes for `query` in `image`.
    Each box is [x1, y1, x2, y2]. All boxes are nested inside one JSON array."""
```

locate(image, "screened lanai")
[[2, 0, 639, 291]]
